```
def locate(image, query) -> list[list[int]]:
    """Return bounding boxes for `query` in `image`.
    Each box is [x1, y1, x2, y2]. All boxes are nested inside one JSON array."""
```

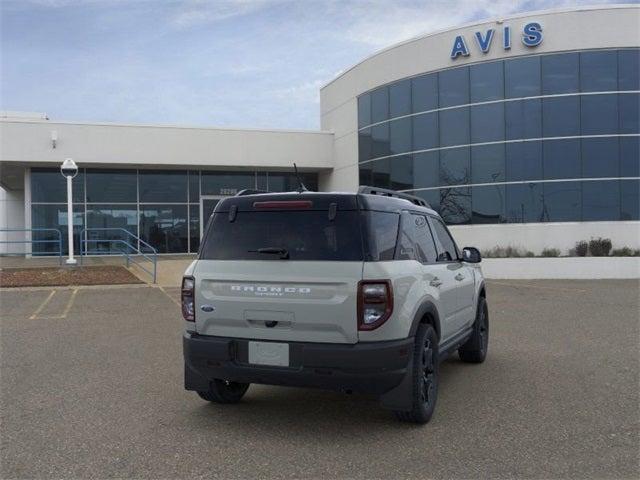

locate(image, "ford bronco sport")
[[182, 186, 488, 423]]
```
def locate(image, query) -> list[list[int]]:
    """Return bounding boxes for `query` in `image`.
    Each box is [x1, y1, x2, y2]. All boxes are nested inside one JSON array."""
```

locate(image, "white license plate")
[[248, 341, 289, 367]]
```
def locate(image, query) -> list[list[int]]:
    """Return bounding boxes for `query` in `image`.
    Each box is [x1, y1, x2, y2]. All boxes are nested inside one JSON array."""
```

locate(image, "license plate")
[[248, 341, 289, 367]]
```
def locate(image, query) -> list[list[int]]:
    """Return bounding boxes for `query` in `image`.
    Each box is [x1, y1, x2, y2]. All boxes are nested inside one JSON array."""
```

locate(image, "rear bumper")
[[183, 332, 413, 395]]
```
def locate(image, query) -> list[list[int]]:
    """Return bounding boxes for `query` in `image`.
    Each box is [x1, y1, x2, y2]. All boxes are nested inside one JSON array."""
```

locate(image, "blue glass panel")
[[412, 73, 438, 113], [582, 180, 620, 221], [413, 152, 439, 189], [439, 67, 469, 108], [413, 189, 440, 212], [542, 52, 579, 94], [359, 162, 373, 186], [372, 158, 391, 188], [470, 103, 504, 143], [505, 98, 542, 140], [582, 137, 619, 178], [389, 117, 412, 155], [440, 147, 470, 186], [543, 97, 580, 137], [139, 205, 188, 253], [505, 56, 541, 98], [359, 128, 372, 162], [470, 61, 504, 102], [86, 169, 136, 203], [506, 183, 543, 223], [621, 179, 640, 220], [31, 204, 84, 255], [440, 187, 471, 225], [472, 185, 505, 224], [619, 49, 640, 91], [139, 170, 187, 203], [358, 94, 371, 128], [188, 171, 199, 202], [506, 141, 543, 182], [390, 155, 413, 191], [542, 181, 581, 222], [370, 87, 389, 123], [390, 79, 411, 118], [86, 204, 137, 254], [619, 93, 639, 134], [371, 123, 390, 158], [543, 139, 581, 180], [581, 94, 618, 135], [471, 144, 505, 184], [412, 112, 438, 151], [439, 108, 469, 147], [620, 136, 640, 177], [580, 50, 617, 92], [31, 168, 85, 203]]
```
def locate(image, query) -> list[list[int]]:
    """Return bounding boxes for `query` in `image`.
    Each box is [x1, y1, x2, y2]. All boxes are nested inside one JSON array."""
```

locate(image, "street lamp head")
[[60, 158, 78, 178]]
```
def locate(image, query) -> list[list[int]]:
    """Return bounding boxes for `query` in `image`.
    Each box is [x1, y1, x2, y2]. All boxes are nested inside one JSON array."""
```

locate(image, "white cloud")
[[171, 0, 286, 28]]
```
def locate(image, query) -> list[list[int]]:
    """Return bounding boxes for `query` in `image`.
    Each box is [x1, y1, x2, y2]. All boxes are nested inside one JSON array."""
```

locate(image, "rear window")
[[200, 210, 364, 261]]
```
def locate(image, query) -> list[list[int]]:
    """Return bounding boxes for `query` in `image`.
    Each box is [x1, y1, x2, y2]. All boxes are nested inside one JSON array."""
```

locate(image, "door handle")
[[454, 273, 465, 281], [429, 277, 443, 287]]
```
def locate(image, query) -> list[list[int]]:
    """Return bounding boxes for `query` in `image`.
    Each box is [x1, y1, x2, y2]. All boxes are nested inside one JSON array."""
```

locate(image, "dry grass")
[[0, 266, 143, 288]]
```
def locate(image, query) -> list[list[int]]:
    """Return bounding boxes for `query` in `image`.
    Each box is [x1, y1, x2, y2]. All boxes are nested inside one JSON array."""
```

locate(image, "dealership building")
[[1, 5, 638, 256]]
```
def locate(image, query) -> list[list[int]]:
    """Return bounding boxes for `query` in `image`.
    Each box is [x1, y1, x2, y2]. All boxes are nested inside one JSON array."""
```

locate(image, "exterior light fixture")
[[60, 158, 78, 265]]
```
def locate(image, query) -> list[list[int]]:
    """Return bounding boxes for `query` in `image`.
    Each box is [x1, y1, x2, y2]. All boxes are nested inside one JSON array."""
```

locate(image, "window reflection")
[[412, 74, 438, 113], [505, 56, 540, 98], [440, 187, 471, 224], [439, 108, 469, 147], [86, 169, 136, 203], [86, 205, 138, 254], [413, 112, 438, 151], [31, 204, 84, 255], [471, 144, 505, 184], [389, 79, 411, 118], [371, 123, 390, 158], [189, 205, 200, 252], [371, 87, 389, 123], [582, 138, 619, 178], [139, 170, 187, 203], [390, 118, 412, 155], [542, 182, 581, 222], [470, 61, 504, 102], [542, 53, 579, 94], [621, 180, 640, 220], [506, 183, 543, 223], [439, 67, 469, 108], [139, 205, 188, 254], [440, 148, 470, 186], [472, 185, 505, 224], [580, 51, 617, 92], [470, 103, 504, 143], [543, 139, 581, 180], [505, 99, 542, 140], [390, 155, 413, 191], [583, 181, 620, 221], [542, 97, 580, 137], [31, 168, 85, 203], [581, 94, 618, 135]]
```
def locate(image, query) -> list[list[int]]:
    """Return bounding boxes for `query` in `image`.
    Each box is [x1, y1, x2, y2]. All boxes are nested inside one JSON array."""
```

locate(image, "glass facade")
[[31, 168, 318, 254], [357, 48, 640, 225]]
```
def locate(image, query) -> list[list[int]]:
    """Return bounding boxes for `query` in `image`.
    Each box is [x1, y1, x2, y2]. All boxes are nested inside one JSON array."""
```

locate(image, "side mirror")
[[462, 247, 481, 263]]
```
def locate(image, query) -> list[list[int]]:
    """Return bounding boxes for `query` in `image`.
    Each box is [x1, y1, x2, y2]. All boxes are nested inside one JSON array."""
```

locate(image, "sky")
[[0, 0, 631, 130]]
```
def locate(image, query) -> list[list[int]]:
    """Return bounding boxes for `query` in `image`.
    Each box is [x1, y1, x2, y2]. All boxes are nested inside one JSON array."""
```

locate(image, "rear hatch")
[[193, 194, 364, 344]]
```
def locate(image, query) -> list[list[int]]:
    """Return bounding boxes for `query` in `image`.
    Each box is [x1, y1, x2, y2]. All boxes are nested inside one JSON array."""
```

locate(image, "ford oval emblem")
[[200, 305, 215, 312]]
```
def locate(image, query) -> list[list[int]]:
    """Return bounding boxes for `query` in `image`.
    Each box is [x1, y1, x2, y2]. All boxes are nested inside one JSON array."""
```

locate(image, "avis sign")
[[450, 22, 543, 59]]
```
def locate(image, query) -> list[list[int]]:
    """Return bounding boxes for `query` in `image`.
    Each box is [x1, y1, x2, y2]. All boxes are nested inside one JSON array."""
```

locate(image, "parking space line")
[[158, 286, 181, 307], [29, 290, 56, 319]]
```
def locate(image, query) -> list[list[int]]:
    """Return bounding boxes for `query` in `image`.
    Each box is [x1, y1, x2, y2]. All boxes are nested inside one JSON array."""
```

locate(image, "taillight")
[[182, 276, 195, 321], [357, 280, 393, 331]]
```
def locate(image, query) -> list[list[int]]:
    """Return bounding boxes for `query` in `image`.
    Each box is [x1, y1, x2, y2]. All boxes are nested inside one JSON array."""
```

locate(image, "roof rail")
[[235, 189, 269, 196], [358, 186, 430, 208]]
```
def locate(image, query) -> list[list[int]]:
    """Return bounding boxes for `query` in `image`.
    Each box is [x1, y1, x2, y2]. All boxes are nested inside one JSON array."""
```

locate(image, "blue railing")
[[79, 228, 158, 283], [0, 228, 63, 264]]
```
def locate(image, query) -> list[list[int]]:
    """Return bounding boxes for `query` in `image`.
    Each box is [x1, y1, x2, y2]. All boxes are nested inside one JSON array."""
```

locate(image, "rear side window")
[[430, 217, 459, 261], [200, 210, 363, 261], [364, 211, 399, 261], [397, 213, 438, 263]]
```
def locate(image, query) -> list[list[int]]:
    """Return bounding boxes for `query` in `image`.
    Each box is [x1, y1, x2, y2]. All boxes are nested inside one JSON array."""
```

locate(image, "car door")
[[428, 216, 476, 335], [397, 211, 459, 342]]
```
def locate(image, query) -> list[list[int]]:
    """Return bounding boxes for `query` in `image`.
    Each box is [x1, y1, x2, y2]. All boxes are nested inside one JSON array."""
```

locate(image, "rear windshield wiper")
[[248, 247, 290, 259]]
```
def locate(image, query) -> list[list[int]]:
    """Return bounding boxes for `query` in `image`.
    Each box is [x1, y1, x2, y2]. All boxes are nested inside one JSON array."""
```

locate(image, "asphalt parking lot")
[[1, 280, 638, 479]]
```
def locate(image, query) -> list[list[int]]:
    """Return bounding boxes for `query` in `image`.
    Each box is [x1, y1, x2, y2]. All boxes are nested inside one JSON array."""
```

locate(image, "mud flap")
[[378, 356, 414, 411], [184, 363, 210, 392]]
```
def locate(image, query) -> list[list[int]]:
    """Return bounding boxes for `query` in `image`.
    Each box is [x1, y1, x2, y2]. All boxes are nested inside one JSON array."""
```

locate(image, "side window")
[[396, 213, 438, 263], [430, 217, 459, 262]]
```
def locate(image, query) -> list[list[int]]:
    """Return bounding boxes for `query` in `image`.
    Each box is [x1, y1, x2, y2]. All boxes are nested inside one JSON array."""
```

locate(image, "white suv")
[[182, 187, 488, 423]]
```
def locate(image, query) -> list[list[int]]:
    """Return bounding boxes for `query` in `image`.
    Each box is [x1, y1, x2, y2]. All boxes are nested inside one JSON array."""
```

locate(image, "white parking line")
[[158, 286, 181, 307], [29, 290, 56, 319]]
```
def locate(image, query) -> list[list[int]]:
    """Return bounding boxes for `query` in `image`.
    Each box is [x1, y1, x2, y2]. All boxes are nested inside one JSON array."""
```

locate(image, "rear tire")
[[458, 296, 489, 363], [394, 323, 439, 424], [197, 379, 250, 404]]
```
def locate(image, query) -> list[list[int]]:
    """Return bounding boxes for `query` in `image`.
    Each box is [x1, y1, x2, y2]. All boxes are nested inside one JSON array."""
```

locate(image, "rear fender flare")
[[408, 301, 441, 340]]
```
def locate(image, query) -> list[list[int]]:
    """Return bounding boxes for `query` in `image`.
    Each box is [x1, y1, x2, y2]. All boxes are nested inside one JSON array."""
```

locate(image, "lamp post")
[[60, 158, 78, 265]]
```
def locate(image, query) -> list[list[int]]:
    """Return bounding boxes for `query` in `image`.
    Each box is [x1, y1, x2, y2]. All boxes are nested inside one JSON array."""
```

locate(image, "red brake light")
[[253, 200, 312, 210], [357, 280, 393, 331], [182, 276, 195, 321]]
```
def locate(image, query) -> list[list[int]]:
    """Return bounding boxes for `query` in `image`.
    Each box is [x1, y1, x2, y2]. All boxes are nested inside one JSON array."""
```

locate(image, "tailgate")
[[194, 260, 362, 344]]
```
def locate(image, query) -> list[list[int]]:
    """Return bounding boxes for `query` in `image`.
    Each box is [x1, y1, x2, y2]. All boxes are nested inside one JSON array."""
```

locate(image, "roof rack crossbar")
[[235, 189, 269, 196], [357, 186, 430, 208]]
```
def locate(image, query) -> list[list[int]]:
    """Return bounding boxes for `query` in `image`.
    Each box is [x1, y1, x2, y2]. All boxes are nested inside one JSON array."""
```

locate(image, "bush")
[[574, 241, 589, 257], [481, 246, 535, 258], [611, 247, 640, 257], [589, 237, 612, 257], [540, 248, 561, 257]]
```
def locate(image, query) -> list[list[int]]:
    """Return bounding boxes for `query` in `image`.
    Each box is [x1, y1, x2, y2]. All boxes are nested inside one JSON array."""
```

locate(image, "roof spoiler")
[[358, 186, 430, 208]]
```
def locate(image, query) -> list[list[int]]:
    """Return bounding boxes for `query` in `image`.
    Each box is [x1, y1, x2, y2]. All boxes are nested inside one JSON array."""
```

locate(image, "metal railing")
[[0, 228, 63, 264], [79, 228, 158, 283]]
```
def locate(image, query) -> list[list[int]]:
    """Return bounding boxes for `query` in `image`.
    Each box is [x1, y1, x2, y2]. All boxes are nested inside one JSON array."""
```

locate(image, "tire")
[[458, 296, 489, 363], [394, 324, 439, 424], [197, 379, 250, 404]]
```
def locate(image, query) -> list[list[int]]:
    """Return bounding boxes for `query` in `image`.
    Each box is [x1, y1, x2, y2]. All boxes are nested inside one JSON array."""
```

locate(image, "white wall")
[[0, 120, 334, 171], [0, 186, 26, 254], [481, 257, 640, 279], [449, 221, 640, 255]]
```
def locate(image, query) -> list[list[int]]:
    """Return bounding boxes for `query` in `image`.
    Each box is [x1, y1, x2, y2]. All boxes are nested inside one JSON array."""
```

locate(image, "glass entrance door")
[[200, 195, 225, 237]]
